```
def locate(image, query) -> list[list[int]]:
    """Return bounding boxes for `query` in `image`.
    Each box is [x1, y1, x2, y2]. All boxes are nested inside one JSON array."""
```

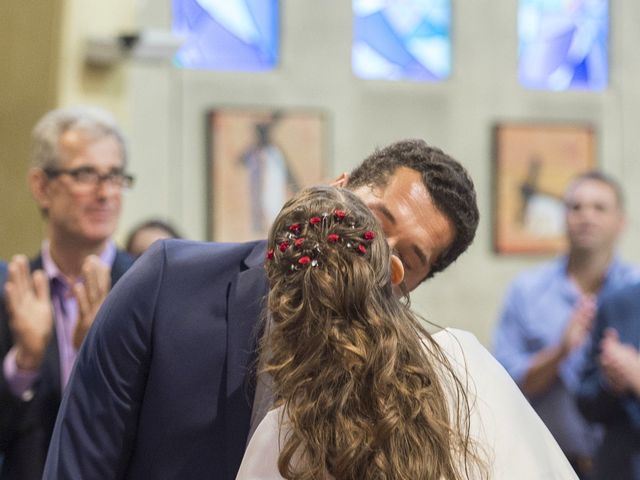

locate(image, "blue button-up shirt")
[[493, 256, 640, 457]]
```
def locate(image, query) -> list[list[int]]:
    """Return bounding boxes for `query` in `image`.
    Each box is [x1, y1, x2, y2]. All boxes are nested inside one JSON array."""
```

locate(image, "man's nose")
[[95, 179, 120, 198]]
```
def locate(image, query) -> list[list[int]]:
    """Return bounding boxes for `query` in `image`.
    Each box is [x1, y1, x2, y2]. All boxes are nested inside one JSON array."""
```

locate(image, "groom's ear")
[[389, 254, 405, 286], [330, 172, 349, 188]]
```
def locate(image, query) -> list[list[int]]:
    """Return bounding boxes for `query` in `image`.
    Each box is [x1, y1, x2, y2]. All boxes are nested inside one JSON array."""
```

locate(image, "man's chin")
[[571, 241, 606, 255], [79, 226, 116, 245]]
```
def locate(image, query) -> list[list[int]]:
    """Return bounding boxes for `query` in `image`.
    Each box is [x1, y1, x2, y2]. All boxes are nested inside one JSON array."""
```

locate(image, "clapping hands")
[[4, 255, 53, 370], [599, 328, 640, 397], [4, 254, 111, 371], [560, 295, 597, 355], [72, 255, 111, 350]]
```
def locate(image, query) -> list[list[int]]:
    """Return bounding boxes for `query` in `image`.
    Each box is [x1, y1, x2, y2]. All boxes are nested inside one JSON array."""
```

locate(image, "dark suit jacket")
[[0, 250, 133, 480], [577, 281, 640, 480], [43, 239, 268, 480]]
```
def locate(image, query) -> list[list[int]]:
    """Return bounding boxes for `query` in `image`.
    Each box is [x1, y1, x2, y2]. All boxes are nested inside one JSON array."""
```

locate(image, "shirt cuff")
[[3, 347, 39, 400]]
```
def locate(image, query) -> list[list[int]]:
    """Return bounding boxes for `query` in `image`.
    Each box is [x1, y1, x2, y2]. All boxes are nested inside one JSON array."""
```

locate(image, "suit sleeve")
[[0, 265, 22, 453], [576, 297, 635, 425], [42, 241, 165, 479]]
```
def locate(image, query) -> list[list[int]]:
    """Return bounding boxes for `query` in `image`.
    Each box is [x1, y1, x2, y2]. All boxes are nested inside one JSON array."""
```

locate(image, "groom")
[[43, 139, 480, 479]]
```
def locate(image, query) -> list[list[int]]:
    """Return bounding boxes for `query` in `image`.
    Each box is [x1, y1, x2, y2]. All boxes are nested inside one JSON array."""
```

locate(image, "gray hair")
[[31, 106, 128, 169]]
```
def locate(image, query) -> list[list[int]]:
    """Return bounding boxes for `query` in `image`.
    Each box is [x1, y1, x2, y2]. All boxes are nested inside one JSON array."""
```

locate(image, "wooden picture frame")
[[207, 108, 328, 242], [493, 123, 596, 254]]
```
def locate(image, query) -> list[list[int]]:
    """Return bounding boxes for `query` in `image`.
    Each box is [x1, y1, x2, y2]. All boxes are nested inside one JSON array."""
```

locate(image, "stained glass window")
[[518, 0, 608, 91], [352, 0, 451, 81], [173, 0, 279, 71]]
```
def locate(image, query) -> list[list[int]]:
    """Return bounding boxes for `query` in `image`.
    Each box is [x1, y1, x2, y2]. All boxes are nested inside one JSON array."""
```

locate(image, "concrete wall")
[[0, 0, 62, 258], [3, 0, 639, 344]]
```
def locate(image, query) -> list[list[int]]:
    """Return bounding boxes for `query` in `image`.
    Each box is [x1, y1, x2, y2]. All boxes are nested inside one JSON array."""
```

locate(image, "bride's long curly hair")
[[261, 186, 487, 480]]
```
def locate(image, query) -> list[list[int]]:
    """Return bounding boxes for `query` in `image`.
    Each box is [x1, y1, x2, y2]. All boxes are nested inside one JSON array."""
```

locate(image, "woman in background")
[[125, 219, 181, 257], [238, 186, 575, 479]]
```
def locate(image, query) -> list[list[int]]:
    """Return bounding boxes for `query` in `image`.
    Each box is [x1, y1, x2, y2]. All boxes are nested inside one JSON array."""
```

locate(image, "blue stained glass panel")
[[352, 0, 451, 82], [173, 0, 279, 71], [518, 0, 608, 91]]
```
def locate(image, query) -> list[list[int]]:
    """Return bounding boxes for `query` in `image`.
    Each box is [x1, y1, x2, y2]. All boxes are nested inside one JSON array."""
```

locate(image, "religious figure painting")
[[493, 123, 596, 254], [207, 108, 327, 241]]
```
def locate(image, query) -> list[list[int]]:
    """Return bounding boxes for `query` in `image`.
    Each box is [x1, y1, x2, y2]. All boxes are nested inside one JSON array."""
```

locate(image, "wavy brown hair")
[[261, 186, 487, 480]]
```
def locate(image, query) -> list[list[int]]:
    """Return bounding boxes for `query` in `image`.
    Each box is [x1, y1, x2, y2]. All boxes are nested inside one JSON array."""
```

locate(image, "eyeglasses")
[[44, 166, 135, 190]]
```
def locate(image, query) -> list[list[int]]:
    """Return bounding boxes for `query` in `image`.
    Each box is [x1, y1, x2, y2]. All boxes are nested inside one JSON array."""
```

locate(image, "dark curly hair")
[[262, 186, 487, 480], [347, 139, 479, 279]]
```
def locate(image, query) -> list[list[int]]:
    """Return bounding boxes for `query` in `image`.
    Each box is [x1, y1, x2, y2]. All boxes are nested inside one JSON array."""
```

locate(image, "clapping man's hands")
[[560, 295, 597, 355], [72, 255, 111, 350], [599, 328, 640, 397], [4, 255, 53, 371]]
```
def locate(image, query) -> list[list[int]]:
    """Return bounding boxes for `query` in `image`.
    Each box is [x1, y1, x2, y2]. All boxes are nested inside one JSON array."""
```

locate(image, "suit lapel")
[[110, 250, 134, 285], [225, 241, 268, 478], [626, 294, 640, 348]]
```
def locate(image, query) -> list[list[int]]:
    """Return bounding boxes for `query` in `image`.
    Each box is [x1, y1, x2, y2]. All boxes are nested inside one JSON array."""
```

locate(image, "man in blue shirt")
[[493, 171, 639, 478], [577, 279, 640, 479]]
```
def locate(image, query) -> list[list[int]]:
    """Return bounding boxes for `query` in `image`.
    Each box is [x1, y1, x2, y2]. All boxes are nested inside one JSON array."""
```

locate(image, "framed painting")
[[493, 123, 596, 254], [207, 108, 328, 242]]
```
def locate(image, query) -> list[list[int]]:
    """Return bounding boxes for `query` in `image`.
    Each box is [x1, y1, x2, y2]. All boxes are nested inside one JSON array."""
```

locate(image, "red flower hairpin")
[[309, 216, 321, 225], [363, 231, 375, 241], [357, 244, 367, 255], [289, 223, 301, 234], [334, 210, 346, 221], [327, 233, 340, 243], [294, 238, 305, 248], [279, 241, 289, 252], [298, 256, 311, 265], [266, 249, 274, 260]]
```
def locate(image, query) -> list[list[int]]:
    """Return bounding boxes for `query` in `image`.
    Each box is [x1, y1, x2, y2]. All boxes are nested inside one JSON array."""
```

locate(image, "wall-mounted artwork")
[[207, 108, 327, 242], [494, 123, 596, 254], [172, 0, 279, 71], [352, 0, 451, 81], [518, 0, 608, 91]]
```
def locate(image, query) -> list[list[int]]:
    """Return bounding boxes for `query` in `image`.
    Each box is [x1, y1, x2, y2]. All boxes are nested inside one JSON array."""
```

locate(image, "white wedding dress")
[[237, 328, 577, 479]]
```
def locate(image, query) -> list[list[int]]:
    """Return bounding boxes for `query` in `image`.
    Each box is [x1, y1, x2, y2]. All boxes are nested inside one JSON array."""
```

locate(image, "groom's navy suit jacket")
[[43, 239, 268, 480], [577, 281, 640, 480]]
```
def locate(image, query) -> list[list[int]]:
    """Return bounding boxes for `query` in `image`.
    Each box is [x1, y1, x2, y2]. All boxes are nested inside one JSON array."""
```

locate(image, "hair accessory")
[[311, 259, 318, 267], [357, 244, 367, 255], [266, 249, 274, 260], [327, 233, 340, 243], [363, 231, 375, 240], [309, 216, 321, 225], [279, 241, 289, 252], [294, 238, 305, 248], [298, 256, 311, 265], [334, 210, 346, 221], [289, 223, 301, 234]]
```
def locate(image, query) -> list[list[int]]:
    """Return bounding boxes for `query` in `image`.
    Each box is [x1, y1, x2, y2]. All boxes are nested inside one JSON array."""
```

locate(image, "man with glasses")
[[0, 106, 135, 480]]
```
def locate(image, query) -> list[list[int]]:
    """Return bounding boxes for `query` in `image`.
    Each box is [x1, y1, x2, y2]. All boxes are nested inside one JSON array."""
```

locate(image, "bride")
[[237, 186, 576, 479]]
